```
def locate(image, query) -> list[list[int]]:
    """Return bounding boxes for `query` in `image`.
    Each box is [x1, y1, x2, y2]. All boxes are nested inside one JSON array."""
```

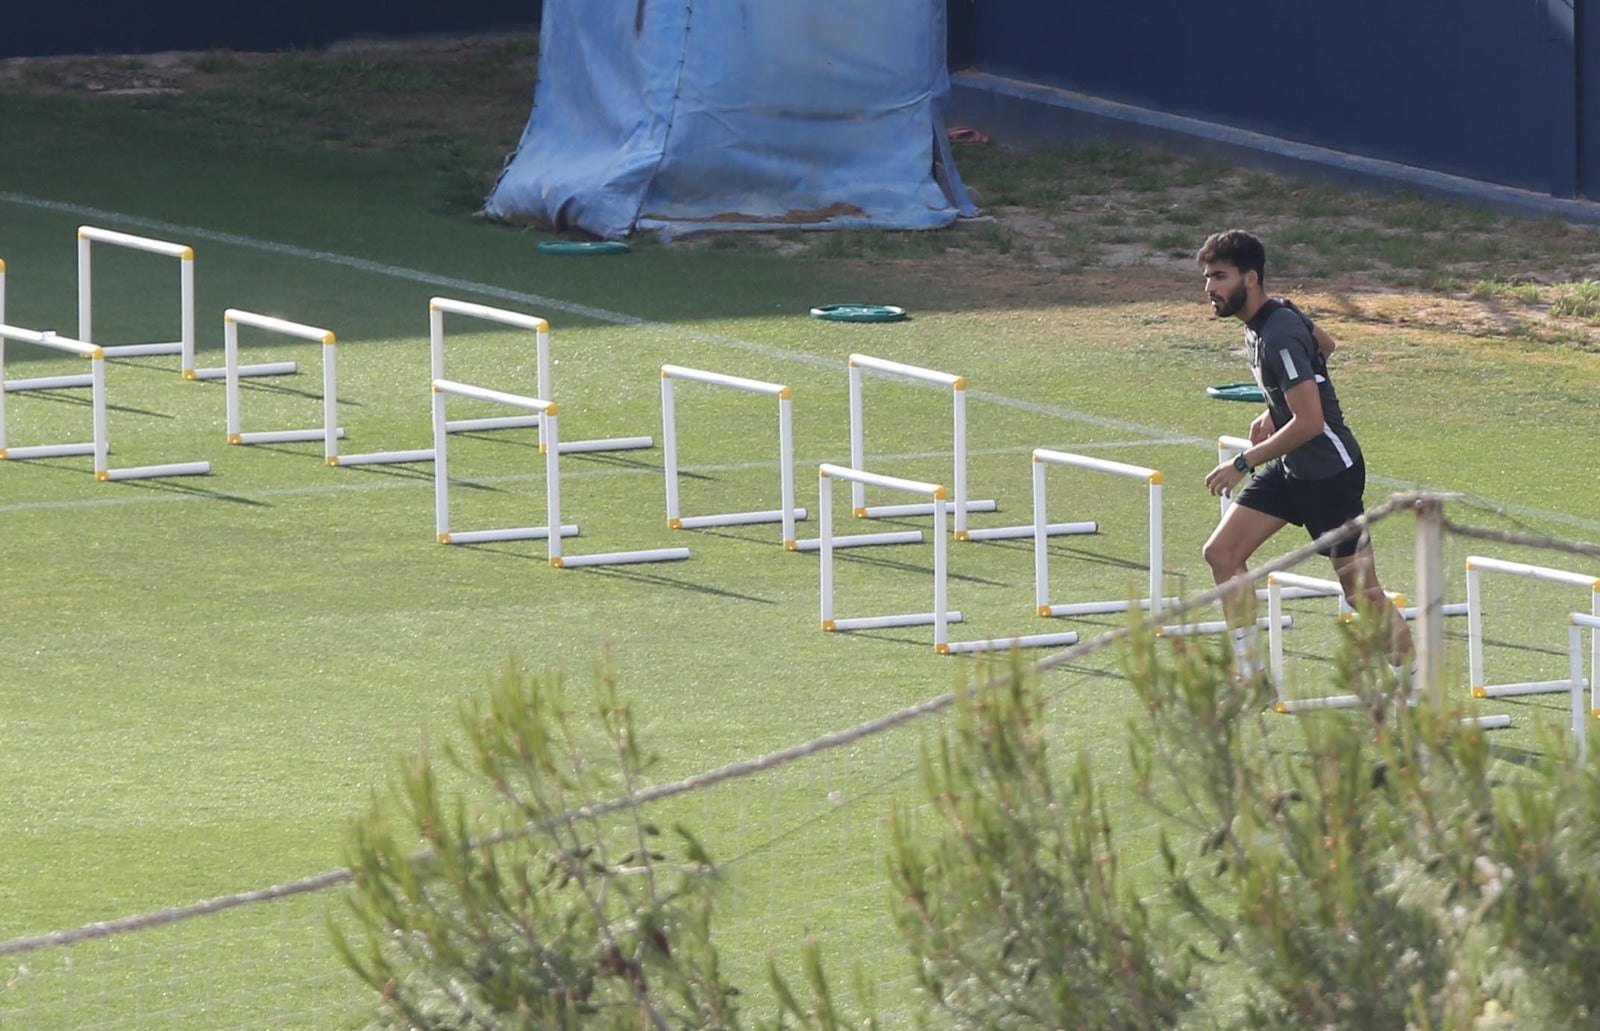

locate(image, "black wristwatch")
[[1233, 453, 1254, 475]]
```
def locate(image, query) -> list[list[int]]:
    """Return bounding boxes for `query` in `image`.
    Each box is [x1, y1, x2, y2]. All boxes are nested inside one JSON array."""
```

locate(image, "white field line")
[[0, 440, 1188, 515], [3, 192, 1596, 534]]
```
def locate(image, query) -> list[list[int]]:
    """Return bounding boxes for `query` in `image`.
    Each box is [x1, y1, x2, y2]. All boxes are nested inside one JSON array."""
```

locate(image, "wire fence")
[[2, 491, 1595, 1028]]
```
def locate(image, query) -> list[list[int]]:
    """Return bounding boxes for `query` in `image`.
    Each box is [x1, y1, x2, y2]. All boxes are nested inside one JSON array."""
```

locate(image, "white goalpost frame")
[[0, 324, 209, 480], [224, 309, 343, 462], [430, 297, 653, 455], [846, 353, 997, 540], [78, 225, 297, 383], [1032, 449, 1174, 619], [818, 463, 962, 652], [659, 364, 806, 547], [1468, 555, 1600, 704]]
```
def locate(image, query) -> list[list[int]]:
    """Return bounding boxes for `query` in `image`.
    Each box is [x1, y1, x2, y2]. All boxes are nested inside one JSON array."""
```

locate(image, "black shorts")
[[1233, 458, 1368, 558]]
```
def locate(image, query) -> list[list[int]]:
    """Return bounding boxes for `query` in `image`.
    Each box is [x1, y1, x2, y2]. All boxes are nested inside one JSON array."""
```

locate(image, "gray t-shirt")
[[1245, 299, 1361, 480]]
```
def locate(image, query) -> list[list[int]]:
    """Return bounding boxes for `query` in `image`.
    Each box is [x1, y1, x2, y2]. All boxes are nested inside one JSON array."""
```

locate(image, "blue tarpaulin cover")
[[484, 0, 976, 239]]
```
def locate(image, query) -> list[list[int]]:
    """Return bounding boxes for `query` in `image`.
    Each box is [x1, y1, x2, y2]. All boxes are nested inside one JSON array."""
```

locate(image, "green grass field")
[[4, 44, 1600, 1026]]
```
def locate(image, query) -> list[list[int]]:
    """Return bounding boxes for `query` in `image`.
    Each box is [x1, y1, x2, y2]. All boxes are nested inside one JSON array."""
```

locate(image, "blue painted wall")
[[9, 0, 1588, 203], [953, 0, 1587, 201], [2, 1, 538, 58]]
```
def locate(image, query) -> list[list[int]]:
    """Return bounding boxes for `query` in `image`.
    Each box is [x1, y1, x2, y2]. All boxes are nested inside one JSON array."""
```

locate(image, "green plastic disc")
[[809, 303, 907, 323], [1206, 382, 1267, 403], [537, 240, 631, 255]]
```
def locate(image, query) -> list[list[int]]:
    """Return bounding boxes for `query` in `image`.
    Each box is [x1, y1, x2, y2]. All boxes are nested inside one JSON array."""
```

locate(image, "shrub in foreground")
[[334, 655, 740, 1030]]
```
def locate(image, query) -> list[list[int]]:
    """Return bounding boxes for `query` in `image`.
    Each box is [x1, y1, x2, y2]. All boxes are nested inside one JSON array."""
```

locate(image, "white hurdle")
[[431, 297, 652, 455], [0, 325, 102, 462], [1568, 612, 1599, 759], [1265, 568, 1510, 729], [1264, 571, 1407, 712], [1468, 555, 1600, 703], [224, 309, 343, 463], [2, 255, 93, 394], [0, 324, 208, 480], [818, 464, 960, 651], [847, 354, 997, 540], [660, 364, 805, 547], [78, 225, 297, 382], [1032, 449, 1173, 619], [1217, 435, 1251, 518], [432, 376, 687, 568], [432, 379, 575, 549], [963, 449, 1097, 544]]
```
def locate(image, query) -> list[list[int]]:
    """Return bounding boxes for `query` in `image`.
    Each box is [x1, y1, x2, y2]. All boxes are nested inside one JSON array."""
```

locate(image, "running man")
[[1196, 229, 1412, 681]]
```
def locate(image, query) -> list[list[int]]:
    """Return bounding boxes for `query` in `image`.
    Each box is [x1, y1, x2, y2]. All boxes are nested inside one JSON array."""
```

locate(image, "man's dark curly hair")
[[1196, 230, 1266, 285]]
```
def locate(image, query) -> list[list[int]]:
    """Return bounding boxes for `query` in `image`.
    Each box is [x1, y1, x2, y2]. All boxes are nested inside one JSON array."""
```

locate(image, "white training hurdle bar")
[[1157, 615, 1293, 638], [433, 378, 687, 568], [78, 225, 297, 383], [224, 309, 343, 462], [660, 364, 805, 547], [1568, 612, 1599, 759], [1264, 568, 1509, 729], [1033, 449, 1173, 619], [847, 354, 997, 540], [432, 379, 575, 549], [0, 325, 101, 462], [1216, 435, 1253, 518], [818, 464, 961, 652], [0, 324, 209, 480], [2, 255, 95, 394], [1264, 571, 1406, 712], [1468, 555, 1600, 703], [431, 297, 652, 455]]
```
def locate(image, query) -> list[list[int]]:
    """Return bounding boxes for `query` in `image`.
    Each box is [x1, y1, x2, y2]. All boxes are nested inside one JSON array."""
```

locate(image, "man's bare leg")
[[1332, 543, 1414, 670], [1203, 503, 1288, 675]]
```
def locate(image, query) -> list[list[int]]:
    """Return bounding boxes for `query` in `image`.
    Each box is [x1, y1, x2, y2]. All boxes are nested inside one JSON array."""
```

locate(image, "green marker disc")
[[537, 240, 631, 255], [809, 303, 907, 323], [1206, 382, 1266, 403]]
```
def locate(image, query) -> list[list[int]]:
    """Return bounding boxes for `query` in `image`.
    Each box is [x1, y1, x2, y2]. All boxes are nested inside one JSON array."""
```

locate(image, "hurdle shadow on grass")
[[453, 544, 775, 602], [110, 479, 270, 505], [337, 461, 434, 483], [434, 477, 520, 495], [831, 548, 1010, 588], [562, 450, 663, 472], [448, 436, 663, 473], [1487, 741, 1547, 769], [1479, 634, 1567, 660], [241, 441, 344, 461], [234, 379, 330, 403], [560, 564, 777, 603], [5, 388, 174, 420], [1044, 542, 1145, 573]]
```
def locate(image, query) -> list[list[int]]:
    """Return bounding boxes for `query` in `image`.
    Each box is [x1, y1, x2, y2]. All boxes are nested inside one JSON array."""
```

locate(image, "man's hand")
[[1205, 460, 1246, 497], [1249, 410, 1275, 445]]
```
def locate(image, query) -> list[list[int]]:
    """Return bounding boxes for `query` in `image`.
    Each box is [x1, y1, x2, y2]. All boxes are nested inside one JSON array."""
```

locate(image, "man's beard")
[[1211, 281, 1248, 318]]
